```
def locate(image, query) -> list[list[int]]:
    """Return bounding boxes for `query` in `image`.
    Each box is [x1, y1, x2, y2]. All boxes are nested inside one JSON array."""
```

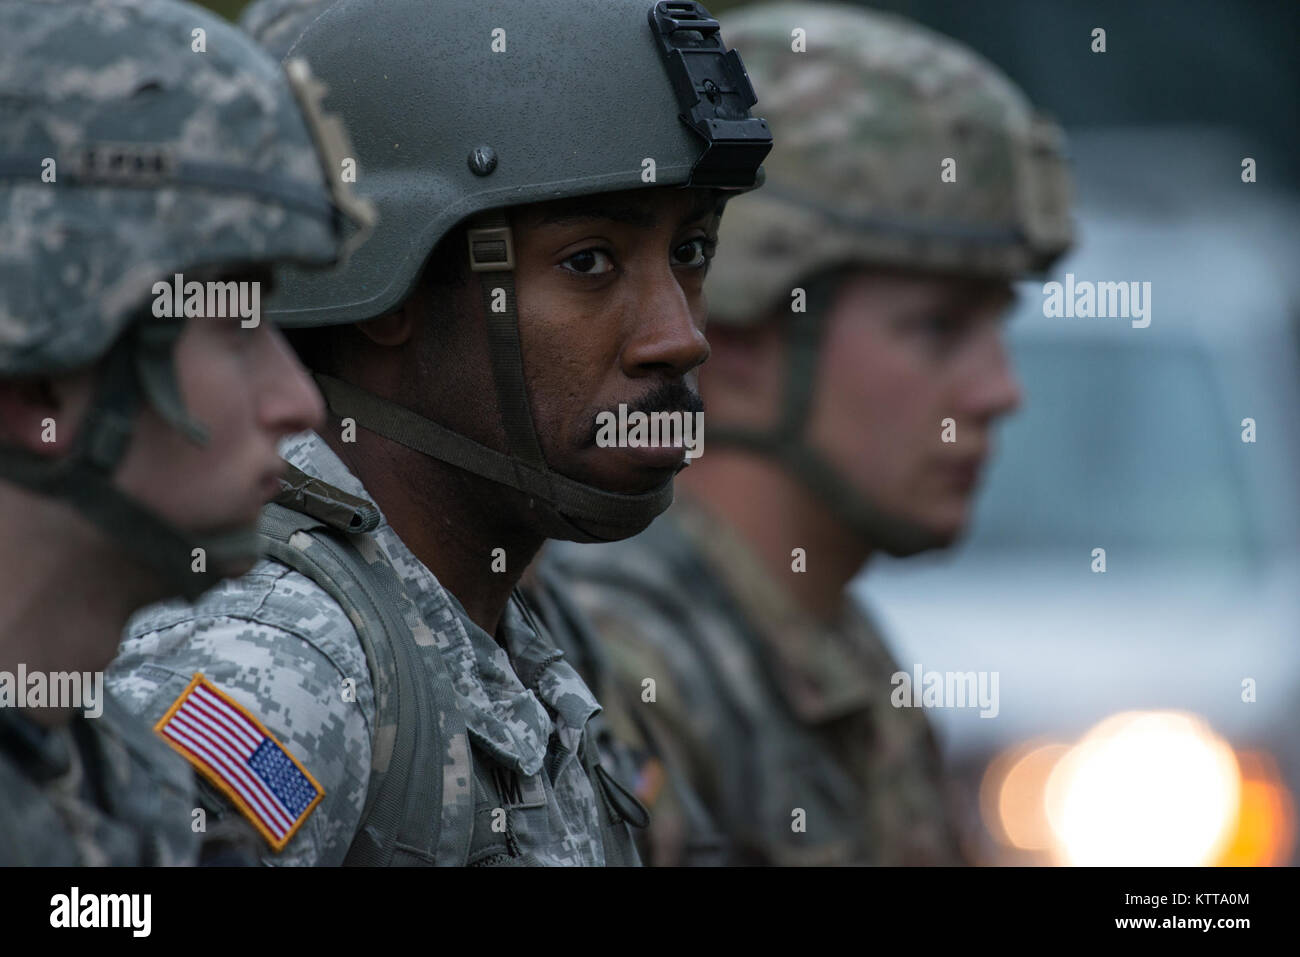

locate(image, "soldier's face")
[[509, 187, 719, 494], [805, 270, 1021, 545], [112, 267, 325, 571]]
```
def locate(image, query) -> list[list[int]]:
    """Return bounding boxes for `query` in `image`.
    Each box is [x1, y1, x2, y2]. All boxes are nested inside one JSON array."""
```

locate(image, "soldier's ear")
[[0, 370, 93, 456], [353, 307, 413, 348]]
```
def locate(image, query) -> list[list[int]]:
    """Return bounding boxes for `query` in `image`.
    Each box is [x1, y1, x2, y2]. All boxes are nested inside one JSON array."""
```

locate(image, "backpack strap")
[[257, 469, 473, 866]]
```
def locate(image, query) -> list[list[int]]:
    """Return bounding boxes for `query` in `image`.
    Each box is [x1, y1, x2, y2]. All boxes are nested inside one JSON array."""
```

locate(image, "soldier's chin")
[[209, 531, 264, 580], [570, 449, 681, 496], [924, 516, 967, 551], [213, 553, 259, 580], [872, 508, 965, 558], [521, 496, 664, 545]]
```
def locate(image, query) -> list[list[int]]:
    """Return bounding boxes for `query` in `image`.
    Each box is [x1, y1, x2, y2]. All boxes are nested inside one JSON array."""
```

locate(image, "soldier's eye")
[[672, 237, 716, 269], [562, 249, 614, 275]]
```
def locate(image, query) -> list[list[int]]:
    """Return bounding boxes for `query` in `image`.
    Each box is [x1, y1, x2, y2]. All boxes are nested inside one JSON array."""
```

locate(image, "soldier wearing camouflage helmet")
[[0, 0, 360, 864], [550, 1, 1074, 865], [108, 0, 770, 866]]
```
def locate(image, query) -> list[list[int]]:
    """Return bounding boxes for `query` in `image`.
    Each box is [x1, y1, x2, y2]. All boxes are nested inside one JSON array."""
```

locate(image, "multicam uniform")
[[550, 498, 964, 866]]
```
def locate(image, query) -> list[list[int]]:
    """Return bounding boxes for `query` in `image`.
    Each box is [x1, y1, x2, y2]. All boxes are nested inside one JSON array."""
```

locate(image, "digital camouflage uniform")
[[548, 2, 1073, 866], [110, 431, 632, 866], [0, 0, 349, 864]]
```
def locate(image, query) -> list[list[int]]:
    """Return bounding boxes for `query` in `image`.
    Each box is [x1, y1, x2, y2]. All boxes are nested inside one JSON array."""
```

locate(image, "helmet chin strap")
[[312, 210, 675, 544], [708, 285, 946, 558], [0, 324, 264, 602]]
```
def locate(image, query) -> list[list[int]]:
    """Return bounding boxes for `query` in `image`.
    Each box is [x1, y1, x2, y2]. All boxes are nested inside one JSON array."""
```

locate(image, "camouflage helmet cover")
[[0, 0, 346, 376], [0, 0, 364, 600], [707, 1, 1074, 324]]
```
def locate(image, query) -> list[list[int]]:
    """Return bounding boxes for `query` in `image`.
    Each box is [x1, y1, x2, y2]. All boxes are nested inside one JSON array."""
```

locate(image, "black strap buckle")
[[648, 1, 772, 189]]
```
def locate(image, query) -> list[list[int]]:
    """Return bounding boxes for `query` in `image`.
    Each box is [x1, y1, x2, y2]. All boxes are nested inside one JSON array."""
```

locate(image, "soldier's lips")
[[601, 442, 688, 471], [576, 446, 684, 494], [934, 456, 985, 492]]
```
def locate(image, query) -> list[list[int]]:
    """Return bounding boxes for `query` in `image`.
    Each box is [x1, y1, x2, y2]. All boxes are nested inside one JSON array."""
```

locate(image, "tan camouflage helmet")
[[707, 1, 1074, 324]]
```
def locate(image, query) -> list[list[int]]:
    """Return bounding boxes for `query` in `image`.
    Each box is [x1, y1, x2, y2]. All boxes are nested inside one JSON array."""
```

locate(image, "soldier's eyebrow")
[[680, 192, 725, 228]]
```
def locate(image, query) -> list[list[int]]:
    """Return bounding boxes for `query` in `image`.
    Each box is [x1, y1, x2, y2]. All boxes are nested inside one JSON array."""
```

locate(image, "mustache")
[[586, 381, 704, 443]]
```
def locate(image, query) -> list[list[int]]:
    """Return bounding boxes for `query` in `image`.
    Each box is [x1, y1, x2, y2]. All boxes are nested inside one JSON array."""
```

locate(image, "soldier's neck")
[[0, 488, 162, 727], [676, 452, 869, 625], [324, 425, 540, 640]]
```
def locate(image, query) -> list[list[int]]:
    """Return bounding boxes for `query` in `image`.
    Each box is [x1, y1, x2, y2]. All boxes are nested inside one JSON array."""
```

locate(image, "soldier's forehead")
[[525, 189, 724, 230]]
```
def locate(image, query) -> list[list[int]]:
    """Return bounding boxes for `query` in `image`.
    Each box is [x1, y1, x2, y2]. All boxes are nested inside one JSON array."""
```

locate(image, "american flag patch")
[[155, 673, 324, 852]]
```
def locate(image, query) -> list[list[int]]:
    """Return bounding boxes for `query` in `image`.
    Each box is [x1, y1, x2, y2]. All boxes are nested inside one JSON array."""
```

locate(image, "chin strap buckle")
[[467, 224, 516, 272]]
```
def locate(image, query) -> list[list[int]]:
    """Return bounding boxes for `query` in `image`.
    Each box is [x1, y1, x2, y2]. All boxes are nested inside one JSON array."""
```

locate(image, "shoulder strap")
[[257, 492, 472, 866], [557, 528, 760, 742]]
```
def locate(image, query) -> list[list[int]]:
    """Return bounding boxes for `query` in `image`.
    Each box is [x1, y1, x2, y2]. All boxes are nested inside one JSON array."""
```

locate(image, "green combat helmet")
[[704, 2, 1074, 553], [0, 0, 371, 598], [269, 0, 772, 542]]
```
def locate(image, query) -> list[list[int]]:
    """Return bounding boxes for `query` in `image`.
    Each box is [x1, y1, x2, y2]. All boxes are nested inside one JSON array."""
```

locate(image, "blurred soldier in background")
[[550, 1, 1073, 865], [0, 0, 353, 863], [108, 0, 770, 865]]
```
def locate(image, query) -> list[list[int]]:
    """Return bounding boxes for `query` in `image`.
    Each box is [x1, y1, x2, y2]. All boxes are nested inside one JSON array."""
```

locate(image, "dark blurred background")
[[200, 0, 1300, 188]]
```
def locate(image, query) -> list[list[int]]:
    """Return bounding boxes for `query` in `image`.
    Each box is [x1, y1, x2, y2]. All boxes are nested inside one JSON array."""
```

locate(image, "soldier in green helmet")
[[0, 0, 359, 864], [549, 1, 1074, 865], [108, 0, 770, 865]]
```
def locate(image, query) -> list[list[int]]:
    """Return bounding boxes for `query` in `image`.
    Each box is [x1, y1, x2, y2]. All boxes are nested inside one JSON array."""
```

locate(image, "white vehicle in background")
[[855, 128, 1300, 865]]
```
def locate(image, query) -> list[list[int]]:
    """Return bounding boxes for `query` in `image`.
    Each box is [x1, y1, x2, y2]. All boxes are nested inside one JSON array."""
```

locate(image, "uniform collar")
[[670, 495, 882, 724], [278, 430, 599, 778]]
